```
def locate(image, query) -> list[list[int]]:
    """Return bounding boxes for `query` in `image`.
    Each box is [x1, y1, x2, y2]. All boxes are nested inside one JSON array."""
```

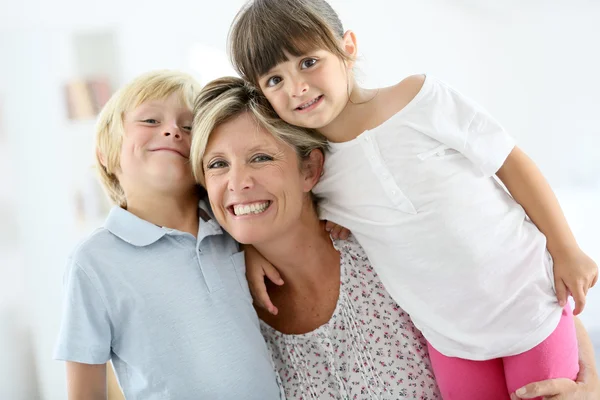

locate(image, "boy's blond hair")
[[95, 70, 202, 207]]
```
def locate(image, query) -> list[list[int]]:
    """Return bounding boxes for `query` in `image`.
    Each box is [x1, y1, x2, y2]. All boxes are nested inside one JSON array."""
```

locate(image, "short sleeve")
[[420, 77, 516, 177], [53, 258, 112, 364]]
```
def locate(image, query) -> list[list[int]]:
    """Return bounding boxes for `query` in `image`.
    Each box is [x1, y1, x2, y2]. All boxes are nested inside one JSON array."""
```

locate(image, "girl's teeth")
[[299, 97, 319, 109], [234, 201, 270, 216]]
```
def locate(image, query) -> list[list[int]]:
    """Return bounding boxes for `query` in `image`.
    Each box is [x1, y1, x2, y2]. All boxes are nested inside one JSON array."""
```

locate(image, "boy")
[[53, 70, 280, 399]]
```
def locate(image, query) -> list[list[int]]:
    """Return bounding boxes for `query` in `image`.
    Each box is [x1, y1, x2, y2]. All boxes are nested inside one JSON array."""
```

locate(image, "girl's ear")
[[341, 30, 358, 68], [302, 149, 325, 192]]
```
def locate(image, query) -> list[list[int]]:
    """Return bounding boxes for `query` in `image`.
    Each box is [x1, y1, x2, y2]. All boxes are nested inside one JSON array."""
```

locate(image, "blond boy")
[[53, 70, 280, 400]]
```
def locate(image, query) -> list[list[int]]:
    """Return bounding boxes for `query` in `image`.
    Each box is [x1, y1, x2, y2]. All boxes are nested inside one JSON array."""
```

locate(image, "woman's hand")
[[510, 360, 599, 399], [511, 316, 599, 399]]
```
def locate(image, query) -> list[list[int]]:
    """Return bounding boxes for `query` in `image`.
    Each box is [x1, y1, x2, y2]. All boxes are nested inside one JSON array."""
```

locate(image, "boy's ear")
[[302, 149, 325, 192], [341, 30, 358, 68]]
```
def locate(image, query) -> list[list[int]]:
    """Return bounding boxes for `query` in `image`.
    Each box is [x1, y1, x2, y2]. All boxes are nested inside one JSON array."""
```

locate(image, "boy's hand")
[[554, 249, 598, 315], [244, 245, 283, 316], [324, 220, 350, 240]]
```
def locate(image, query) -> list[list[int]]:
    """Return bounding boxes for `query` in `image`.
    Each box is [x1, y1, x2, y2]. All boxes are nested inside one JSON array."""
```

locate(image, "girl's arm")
[[66, 362, 107, 400], [496, 146, 598, 314], [511, 316, 599, 399]]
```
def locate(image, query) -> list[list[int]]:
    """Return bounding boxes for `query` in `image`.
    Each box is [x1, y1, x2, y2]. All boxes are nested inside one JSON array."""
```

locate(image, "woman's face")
[[202, 111, 316, 245]]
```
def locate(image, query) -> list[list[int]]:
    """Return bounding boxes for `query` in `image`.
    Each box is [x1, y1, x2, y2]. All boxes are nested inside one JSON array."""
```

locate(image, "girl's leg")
[[503, 306, 579, 399], [427, 342, 510, 400]]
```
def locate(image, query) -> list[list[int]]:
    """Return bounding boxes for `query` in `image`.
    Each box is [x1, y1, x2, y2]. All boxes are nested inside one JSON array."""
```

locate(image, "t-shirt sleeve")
[[53, 258, 112, 364], [419, 77, 516, 177]]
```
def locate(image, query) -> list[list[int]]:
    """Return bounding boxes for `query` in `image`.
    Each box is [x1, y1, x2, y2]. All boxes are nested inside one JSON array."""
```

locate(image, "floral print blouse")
[[260, 235, 441, 399]]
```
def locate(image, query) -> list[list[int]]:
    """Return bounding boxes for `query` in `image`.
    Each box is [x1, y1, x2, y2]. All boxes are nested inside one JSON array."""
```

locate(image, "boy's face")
[[118, 92, 195, 196]]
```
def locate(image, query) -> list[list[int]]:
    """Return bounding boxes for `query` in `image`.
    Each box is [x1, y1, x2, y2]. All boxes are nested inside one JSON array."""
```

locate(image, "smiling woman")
[[190, 76, 443, 399]]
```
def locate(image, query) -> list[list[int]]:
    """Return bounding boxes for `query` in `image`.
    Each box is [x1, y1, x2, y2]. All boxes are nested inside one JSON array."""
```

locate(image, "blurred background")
[[0, 0, 599, 398]]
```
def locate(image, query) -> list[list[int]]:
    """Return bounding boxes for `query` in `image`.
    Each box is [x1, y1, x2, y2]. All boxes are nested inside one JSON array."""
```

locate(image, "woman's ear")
[[341, 30, 358, 68], [302, 149, 324, 192]]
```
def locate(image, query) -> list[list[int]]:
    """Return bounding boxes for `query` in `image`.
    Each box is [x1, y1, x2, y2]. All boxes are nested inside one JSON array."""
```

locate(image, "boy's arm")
[[244, 244, 284, 315], [66, 362, 107, 400], [244, 222, 350, 315], [496, 146, 598, 314]]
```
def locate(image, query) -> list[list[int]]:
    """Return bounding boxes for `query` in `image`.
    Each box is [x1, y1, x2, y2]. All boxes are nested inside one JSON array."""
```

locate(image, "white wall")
[[1, 1, 599, 399]]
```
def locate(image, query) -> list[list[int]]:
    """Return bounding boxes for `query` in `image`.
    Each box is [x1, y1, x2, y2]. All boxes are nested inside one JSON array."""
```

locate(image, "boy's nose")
[[163, 130, 181, 139]]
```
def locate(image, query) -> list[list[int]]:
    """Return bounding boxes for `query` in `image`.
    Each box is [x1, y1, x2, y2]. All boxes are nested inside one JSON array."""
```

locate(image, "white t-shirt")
[[313, 75, 562, 360]]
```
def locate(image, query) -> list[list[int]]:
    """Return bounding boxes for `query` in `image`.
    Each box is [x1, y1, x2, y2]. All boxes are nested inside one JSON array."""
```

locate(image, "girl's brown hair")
[[228, 0, 353, 88]]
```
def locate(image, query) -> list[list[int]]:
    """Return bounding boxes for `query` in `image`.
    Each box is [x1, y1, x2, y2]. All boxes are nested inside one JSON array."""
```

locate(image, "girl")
[[228, 0, 598, 398]]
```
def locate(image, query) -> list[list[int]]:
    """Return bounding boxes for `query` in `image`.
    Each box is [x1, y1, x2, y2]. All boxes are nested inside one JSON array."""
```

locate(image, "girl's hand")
[[510, 360, 600, 399], [324, 220, 351, 240], [553, 249, 598, 315], [244, 245, 283, 316]]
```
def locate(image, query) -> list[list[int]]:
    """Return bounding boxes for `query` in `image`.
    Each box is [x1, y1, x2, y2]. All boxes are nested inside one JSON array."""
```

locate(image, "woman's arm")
[[66, 362, 107, 400], [511, 317, 599, 399], [496, 147, 598, 314]]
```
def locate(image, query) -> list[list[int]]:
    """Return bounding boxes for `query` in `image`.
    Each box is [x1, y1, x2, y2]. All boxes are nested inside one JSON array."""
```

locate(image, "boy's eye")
[[300, 58, 317, 69], [207, 160, 228, 169], [266, 76, 282, 87]]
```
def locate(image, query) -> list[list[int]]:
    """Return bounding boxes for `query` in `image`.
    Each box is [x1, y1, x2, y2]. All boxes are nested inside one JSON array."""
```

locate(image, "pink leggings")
[[427, 306, 579, 400]]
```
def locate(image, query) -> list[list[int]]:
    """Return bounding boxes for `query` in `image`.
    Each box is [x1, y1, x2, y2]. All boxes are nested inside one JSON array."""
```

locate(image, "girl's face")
[[258, 34, 357, 133]]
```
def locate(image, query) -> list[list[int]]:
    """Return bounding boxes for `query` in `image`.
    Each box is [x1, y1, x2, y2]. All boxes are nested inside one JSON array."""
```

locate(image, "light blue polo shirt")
[[53, 200, 281, 399]]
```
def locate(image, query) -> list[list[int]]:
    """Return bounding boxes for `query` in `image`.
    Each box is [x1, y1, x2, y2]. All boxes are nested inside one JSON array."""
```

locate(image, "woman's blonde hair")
[[95, 70, 201, 207], [228, 0, 353, 88], [191, 76, 327, 185]]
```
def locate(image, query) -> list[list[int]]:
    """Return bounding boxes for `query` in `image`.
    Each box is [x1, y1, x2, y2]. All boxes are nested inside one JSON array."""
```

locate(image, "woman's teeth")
[[233, 201, 270, 216]]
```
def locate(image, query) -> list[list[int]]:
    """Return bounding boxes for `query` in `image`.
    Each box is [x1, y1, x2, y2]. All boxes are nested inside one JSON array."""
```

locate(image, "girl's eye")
[[182, 126, 192, 132], [301, 58, 317, 69], [207, 160, 228, 169], [266, 76, 282, 87], [252, 154, 273, 163], [142, 119, 159, 124]]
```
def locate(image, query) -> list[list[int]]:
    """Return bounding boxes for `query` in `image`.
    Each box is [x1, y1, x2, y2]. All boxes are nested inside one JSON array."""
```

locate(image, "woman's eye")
[[266, 76, 282, 87], [301, 58, 317, 69], [207, 160, 228, 169], [252, 154, 273, 163]]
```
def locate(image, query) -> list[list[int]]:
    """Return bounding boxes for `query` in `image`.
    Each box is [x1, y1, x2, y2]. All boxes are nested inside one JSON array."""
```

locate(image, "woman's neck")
[[253, 206, 340, 292]]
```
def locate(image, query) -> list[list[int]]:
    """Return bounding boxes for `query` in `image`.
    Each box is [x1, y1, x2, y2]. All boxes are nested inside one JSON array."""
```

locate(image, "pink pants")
[[427, 306, 579, 400]]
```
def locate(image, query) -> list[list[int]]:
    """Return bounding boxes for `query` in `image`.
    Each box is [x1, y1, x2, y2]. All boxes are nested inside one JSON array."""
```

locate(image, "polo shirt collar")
[[104, 206, 167, 247], [104, 200, 222, 247]]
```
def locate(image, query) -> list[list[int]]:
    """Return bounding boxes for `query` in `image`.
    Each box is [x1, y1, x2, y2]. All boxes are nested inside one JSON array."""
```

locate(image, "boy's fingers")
[[554, 279, 569, 308], [339, 228, 350, 240], [325, 220, 335, 231], [263, 263, 284, 285], [259, 291, 279, 316], [331, 225, 342, 239]]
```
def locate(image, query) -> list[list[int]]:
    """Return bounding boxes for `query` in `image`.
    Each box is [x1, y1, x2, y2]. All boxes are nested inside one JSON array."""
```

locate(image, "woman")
[[190, 76, 600, 399]]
